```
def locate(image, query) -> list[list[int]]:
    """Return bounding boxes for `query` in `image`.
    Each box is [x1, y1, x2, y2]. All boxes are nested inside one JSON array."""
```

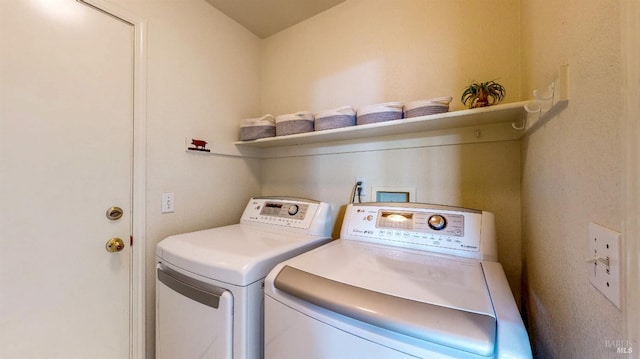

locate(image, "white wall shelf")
[[230, 65, 569, 159], [235, 101, 528, 148], [230, 101, 528, 158]]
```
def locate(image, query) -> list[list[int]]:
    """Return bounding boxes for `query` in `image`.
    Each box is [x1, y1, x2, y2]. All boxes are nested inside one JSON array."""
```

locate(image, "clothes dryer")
[[264, 202, 532, 358], [156, 196, 332, 359]]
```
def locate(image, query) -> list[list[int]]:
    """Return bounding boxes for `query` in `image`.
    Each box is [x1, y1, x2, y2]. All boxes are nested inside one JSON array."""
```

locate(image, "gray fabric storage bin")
[[275, 112, 314, 136], [239, 114, 275, 141], [314, 106, 356, 131], [403, 97, 452, 118], [356, 102, 403, 125]]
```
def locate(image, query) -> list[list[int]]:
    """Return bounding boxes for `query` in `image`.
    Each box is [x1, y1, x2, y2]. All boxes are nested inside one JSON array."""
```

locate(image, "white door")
[[0, 1, 134, 357]]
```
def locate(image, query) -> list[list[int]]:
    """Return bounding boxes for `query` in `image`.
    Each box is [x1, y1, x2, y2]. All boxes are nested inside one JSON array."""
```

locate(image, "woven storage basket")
[[314, 106, 356, 131], [356, 102, 403, 125], [403, 97, 452, 118], [239, 114, 275, 141], [275, 111, 314, 136]]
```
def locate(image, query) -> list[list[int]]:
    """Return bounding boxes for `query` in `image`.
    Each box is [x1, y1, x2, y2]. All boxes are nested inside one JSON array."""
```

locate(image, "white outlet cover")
[[162, 192, 175, 213], [588, 222, 621, 309]]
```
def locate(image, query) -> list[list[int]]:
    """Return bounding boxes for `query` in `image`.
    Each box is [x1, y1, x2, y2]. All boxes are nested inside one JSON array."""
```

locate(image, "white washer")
[[264, 202, 532, 359], [156, 196, 332, 359]]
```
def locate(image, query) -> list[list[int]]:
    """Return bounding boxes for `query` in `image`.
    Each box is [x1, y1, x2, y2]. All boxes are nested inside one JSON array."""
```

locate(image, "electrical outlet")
[[355, 176, 366, 197], [162, 192, 175, 213], [587, 222, 621, 309]]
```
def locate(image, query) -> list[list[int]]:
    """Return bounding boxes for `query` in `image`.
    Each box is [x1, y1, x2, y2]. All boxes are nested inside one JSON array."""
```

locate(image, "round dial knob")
[[428, 214, 447, 230], [287, 204, 299, 216]]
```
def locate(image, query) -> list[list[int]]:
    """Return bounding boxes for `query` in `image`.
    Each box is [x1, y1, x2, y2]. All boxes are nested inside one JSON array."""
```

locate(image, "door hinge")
[[130, 235, 133, 246]]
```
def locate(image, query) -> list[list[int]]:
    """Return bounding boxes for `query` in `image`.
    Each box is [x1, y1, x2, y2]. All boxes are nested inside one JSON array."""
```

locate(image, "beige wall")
[[110, 1, 263, 357], [261, 141, 523, 285], [621, 0, 640, 351], [520, 0, 626, 357], [260, 0, 524, 304], [261, 0, 521, 115]]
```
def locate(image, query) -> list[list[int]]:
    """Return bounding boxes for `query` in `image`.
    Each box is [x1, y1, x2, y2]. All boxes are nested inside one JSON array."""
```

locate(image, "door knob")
[[106, 238, 125, 253]]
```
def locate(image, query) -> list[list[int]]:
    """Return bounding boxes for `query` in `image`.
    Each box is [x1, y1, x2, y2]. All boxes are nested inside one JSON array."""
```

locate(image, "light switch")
[[587, 222, 621, 309]]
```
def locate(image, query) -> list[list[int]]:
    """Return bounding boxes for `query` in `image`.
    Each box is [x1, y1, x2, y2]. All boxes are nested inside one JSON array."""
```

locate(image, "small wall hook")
[[512, 117, 526, 130], [524, 102, 542, 113], [533, 81, 556, 109], [513, 102, 542, 130], [512, 65, 569, 134], [533, 82, 555, 101]]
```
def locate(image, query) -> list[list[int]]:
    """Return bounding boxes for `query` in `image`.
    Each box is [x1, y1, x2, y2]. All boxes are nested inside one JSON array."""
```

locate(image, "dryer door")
[[156, 264, 233, 359]]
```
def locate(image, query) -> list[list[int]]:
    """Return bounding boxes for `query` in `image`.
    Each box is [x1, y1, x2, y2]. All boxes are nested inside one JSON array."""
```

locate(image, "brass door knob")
[[106, 238, 125, 253]]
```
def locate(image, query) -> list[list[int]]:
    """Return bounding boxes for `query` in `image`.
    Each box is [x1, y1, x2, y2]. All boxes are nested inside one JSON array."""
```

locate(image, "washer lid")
[[156, 224, 330, 286], [271, 240, 496, 356]]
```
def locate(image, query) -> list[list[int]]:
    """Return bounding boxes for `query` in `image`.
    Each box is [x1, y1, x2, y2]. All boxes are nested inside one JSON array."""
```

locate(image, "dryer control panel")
[[259, 201, 309, 220], [240, 197, 332, 236], [341, 203, 497, 261]]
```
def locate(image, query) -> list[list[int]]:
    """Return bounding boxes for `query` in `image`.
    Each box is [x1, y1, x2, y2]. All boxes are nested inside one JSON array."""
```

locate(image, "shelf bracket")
[[514, 64, 569, 133]]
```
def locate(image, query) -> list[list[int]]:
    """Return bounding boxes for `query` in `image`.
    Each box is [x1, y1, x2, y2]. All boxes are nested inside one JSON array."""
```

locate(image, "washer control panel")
[[341, 203, 494, 259], [241, 197, 321, 230], [376, 210, 465, 237]]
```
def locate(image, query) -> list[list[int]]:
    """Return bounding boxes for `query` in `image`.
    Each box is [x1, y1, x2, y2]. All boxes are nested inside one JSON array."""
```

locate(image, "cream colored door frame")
[[79, 1, 147, 357]]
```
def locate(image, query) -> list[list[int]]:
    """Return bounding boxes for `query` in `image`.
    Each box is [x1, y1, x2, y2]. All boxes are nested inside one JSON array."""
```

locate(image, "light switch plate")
[[588, 222, 621, 309]]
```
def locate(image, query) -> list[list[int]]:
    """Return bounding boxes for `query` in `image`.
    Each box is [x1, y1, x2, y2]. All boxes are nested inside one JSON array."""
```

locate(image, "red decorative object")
[[188, 139, 210, 152]]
